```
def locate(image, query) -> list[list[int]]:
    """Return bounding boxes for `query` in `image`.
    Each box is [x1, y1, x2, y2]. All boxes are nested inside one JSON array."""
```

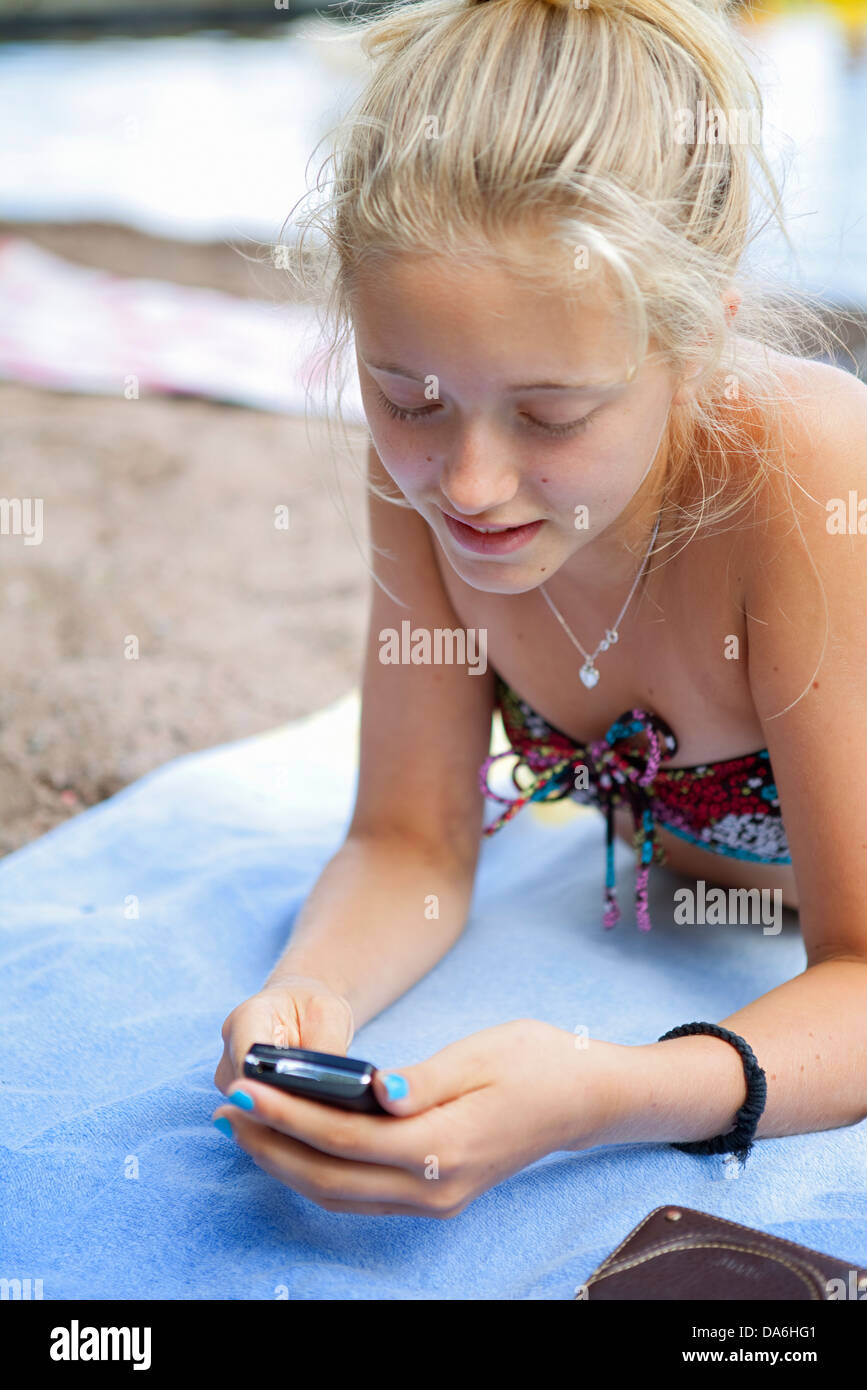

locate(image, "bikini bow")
[[479, 708, 678, 930]]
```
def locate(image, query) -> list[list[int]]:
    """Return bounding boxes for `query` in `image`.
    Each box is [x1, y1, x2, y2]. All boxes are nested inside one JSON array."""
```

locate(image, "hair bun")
[[471, 0, 735, 12]]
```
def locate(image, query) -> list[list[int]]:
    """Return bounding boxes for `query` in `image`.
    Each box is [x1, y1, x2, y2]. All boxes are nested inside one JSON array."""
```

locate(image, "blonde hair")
[[285, 0, 853, 703]]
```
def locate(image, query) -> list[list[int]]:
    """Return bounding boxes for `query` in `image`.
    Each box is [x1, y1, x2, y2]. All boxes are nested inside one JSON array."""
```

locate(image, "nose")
[[437, 422, 521, 517]]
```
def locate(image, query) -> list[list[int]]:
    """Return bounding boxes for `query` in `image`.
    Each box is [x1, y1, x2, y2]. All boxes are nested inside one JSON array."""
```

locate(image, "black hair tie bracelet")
[[657, 1022, 768, 1167]]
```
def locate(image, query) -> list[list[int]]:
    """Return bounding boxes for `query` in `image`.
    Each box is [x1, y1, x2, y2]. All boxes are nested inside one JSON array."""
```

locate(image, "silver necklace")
[[539, 510, 662, 689]]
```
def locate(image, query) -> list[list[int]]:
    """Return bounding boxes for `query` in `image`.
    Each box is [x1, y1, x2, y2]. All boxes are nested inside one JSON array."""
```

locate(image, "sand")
[[0, 221, 370, 857]]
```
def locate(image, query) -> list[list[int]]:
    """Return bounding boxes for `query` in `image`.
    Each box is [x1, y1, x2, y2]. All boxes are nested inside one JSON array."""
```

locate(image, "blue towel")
[[1, 693, 865, 1300]]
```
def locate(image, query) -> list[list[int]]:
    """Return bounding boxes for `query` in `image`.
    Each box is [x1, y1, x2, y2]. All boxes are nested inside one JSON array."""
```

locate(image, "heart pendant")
[[580, 662, 600, 689]]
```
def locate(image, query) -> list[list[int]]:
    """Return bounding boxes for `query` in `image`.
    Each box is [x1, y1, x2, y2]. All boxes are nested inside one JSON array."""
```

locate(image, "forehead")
[[350, 254, 638, 381]]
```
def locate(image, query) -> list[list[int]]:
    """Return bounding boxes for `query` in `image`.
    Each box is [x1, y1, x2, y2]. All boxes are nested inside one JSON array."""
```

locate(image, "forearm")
[[266, 830, 476, 1032], [597, 957, 867, 1146]]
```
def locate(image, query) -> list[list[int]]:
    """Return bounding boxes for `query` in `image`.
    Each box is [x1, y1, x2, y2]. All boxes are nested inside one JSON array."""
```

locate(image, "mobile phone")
[[243, 1043, 389, 1114]]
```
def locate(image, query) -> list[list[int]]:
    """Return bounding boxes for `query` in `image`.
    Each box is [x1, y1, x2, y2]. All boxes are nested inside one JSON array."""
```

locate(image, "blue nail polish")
[[213, 1116, 234, 1137], [227, 1089, 255, 1111], [383, 1073, 408, 1100]]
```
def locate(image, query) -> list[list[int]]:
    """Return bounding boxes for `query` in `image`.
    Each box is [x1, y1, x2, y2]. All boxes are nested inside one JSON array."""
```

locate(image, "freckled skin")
[[352, 256, 680, 600]]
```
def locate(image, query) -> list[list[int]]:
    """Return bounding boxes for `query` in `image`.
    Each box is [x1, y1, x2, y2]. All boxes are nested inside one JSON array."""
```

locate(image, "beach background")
[[2, 0, 866, 856]]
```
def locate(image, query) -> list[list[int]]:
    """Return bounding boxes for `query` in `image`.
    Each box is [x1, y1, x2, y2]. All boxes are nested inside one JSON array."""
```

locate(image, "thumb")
[[302, 1019, 352, 1057], [372, 1039, 478, 1117], [299, 995, 355, 1057]]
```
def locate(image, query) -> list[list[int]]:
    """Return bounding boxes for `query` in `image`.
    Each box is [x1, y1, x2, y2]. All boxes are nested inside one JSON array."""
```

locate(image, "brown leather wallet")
[[576, 1205, 867, 1300]]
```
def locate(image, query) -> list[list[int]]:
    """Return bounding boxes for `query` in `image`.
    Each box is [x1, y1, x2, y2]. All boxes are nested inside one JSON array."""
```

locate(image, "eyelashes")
[[374, 387, 595, 438]]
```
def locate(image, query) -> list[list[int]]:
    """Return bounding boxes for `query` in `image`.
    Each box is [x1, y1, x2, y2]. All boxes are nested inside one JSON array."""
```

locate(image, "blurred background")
[[0, 0, 865, 856]]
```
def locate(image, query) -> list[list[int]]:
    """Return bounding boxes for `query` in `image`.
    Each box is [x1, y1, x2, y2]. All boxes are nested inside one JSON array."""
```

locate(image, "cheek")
[[531, 457, 602, 520], [536, 436, 632, 512], [368, 428, 438, 499], [360, 382, 433, 484], [379, 444, 436, 494]]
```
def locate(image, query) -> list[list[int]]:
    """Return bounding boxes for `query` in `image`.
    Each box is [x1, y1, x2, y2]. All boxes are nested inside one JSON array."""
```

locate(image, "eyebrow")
[[363, 359, 625, 394]]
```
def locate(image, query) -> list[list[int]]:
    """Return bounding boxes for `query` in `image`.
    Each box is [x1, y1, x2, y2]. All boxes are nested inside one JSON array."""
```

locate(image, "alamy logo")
[[0, 1276, 43, 1299], [826, 491, 867, 533], [673, 102, 760, 145], [378, 621, 487, 674], [49, 1320, 152, 1370], [0, 497, 43, 545], [826, 1271, 867, 1299], [673, 882, 782, 935]]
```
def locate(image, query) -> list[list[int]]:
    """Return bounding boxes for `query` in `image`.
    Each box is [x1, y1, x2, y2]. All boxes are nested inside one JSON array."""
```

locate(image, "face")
[[352, 254, 685, 595]]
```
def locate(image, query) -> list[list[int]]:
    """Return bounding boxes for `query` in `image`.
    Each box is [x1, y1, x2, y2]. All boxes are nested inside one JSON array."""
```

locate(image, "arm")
[[214, 375, 864, 1214], [266, 832, 477, 1034], [583, 959, 867, 1148], [581, 364, 867, 1149], [267, 443, 495, 1030]]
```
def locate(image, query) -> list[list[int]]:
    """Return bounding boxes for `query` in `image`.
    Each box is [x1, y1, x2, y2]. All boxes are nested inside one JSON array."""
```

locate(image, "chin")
[[445, 552, 554, 596]]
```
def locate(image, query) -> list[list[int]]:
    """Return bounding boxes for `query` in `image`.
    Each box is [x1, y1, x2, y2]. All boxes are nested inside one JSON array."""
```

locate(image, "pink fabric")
[[0, 236, 365, 419]]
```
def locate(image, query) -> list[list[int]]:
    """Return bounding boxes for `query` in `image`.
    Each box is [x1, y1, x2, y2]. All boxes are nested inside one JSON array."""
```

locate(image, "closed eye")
[[374, 387, 596, 438]]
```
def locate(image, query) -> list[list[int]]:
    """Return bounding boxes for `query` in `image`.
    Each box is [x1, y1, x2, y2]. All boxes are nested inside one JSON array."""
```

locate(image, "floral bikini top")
[[479, 675, 791, 932]]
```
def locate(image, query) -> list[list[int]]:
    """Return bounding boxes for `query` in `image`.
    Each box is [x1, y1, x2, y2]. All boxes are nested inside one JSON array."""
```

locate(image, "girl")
[[212, 0, 867, 1217]]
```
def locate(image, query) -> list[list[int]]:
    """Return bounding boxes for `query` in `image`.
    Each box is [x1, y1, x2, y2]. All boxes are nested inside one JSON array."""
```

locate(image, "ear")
[[722, 286, 742, 324], [672, 285, 742, 405], [671, 360, 704, 407]]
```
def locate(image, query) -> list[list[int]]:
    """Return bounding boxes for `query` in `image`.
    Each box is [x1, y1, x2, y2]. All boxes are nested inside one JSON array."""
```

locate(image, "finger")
[[292, 1191, 466, 1218], [214, 1053, 234, 1096], [309, 1200, 458, 1218], [301, 1026, 349, 1057], [214, 1109, 447, 1210], [216, 1038, 263, 1095], [212, 1078, 438, 1170], [298, 995, 354, 1056], [370, 1036, 491, 1118], [231, 1014, 296, 1077]]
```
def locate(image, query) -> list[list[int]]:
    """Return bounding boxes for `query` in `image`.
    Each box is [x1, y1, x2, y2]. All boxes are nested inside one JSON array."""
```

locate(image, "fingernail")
[[213, 1116, 234, 1137], [383, 1073, 408, 1100], [227, 1089, 255, 1111]]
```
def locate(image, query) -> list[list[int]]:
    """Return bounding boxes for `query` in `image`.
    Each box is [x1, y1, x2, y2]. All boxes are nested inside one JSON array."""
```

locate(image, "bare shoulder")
[[738, 351, 867, 558], [734, 355, 867, 957], [763, 352, 867, 489], [739, 350, 867, 701]]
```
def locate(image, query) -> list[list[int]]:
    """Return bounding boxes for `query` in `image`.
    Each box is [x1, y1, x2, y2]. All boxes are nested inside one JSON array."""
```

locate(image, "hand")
[[210, 1018, 626, 1217], [214, 974, 355, 1096]]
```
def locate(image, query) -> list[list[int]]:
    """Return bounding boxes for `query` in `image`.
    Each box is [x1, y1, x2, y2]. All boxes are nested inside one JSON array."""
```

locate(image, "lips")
[[441, 510, 544, 555]]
